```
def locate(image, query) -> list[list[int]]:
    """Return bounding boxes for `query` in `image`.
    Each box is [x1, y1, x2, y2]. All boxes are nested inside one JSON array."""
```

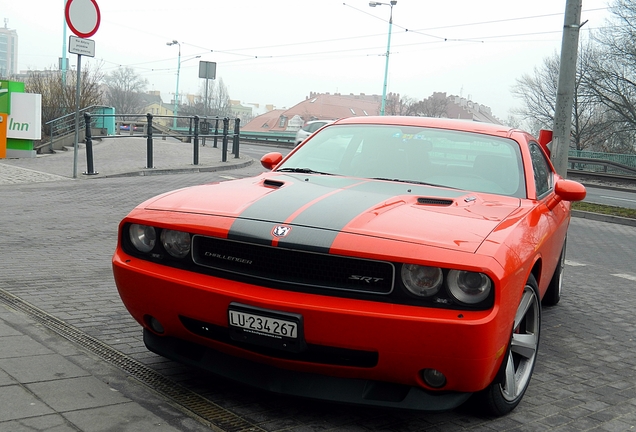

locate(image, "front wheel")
[[475, 274, 541, 416]]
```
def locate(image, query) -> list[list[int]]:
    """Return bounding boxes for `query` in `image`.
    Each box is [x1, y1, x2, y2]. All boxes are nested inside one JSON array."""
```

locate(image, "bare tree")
[[25, 64, 104, 139], [209, 77, 232, 118], [383, 93, 402, 116], [199, 79, 216, 117], [392, 93, 449, 117], [103, 67, 148, 116], [391, 95, 420, 116], [415, 93, 449, 118], [511, 47, 611, 151], [511, 55, 560, 131], [586, 0, 636, 152], [504, 115, 523, 129]]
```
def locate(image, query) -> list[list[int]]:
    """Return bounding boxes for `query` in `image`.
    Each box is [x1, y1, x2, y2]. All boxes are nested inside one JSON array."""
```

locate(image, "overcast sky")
[[4, 0, 610, 119]]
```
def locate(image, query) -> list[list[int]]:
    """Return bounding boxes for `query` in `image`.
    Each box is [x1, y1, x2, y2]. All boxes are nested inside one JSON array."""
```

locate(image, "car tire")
[[542, 239, 566, 306], [474, 274, 541, 416]]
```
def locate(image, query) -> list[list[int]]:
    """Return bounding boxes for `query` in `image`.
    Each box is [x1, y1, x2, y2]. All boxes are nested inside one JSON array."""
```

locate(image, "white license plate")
[[229, 310, 298, 339]]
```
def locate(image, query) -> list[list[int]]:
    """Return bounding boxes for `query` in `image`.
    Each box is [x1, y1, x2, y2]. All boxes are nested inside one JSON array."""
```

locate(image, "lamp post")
[[166, 40, 181, 129], [369, 1, 396, 116]]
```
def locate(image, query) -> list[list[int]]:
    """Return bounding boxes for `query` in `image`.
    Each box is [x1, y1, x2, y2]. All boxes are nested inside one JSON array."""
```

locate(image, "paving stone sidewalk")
[[0, 300, 215, 432], [0, 136, 251, 185]]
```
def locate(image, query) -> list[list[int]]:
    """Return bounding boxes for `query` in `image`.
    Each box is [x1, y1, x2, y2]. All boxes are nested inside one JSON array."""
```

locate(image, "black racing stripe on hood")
[[288, 180, 465, 230], [227, 175, 466, 252], [232, 175, 363, 222]]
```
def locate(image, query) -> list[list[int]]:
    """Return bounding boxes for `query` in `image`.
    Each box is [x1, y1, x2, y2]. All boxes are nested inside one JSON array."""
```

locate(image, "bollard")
[[201, 118, 208, 147], [222, 118, 229, 163], [83, 112, 98, 175], [193, 116, 199, 165], [146, 113, 154, 169], [233, 118, 241, 158], [213, 117, 219, 148]]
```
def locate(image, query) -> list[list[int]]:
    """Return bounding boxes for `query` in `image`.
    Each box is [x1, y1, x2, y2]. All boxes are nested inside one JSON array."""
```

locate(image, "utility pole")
[[552, 0, 583, 178]]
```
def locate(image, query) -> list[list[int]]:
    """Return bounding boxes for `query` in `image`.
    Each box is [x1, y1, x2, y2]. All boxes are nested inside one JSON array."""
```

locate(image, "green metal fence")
[[569, 150, 636, 169]]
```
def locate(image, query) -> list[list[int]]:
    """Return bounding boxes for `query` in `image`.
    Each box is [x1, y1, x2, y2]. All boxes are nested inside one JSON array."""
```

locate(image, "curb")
[[571, 209, 636, 227], [74, 159, 254, 180]]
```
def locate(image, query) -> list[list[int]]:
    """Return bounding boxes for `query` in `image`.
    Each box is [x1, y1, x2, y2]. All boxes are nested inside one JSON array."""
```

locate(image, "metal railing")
[[240, 131, 296, 145], [80, 113, 241, 175], [43, 105, 112, 153], [568, 150, 636, 169], [567, 157, 636, 176]]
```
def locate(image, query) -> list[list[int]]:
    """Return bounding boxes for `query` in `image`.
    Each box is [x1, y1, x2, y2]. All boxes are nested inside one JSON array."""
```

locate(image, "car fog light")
[[145, 315, 165, 334], [421, 368, 447, 388]]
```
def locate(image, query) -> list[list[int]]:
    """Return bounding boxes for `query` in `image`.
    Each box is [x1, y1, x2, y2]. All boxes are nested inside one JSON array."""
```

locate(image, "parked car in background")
[[294, 119, 335, 145], [113, 116, 586, 416], [119, 124, 143, 132]]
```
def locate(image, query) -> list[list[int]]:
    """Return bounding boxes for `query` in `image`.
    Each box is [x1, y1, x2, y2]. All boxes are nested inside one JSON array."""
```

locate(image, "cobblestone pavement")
[[0, 163, 70, 185], [0, 164, 635, 430]]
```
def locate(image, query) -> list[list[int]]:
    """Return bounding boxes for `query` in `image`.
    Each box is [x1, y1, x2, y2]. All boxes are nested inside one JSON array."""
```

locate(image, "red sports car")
[[113, 116, 586, 415]]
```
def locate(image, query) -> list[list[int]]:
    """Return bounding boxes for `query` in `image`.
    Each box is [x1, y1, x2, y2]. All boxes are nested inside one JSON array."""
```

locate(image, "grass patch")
[[572, 201, 636, 219]]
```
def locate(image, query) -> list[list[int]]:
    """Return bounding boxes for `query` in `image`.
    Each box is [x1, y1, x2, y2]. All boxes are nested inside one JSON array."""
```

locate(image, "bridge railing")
[[569, 150, 636, 169], [240, 131, 296, 145]]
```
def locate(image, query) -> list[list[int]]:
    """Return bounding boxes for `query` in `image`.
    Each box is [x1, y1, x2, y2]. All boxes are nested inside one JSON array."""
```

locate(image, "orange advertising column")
[[0, 113, 7, 159]]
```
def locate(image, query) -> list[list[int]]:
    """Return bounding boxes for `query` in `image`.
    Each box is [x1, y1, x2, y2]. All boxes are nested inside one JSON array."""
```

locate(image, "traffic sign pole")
[[72, 54, 82, 178], [65, 0, 100, 178]]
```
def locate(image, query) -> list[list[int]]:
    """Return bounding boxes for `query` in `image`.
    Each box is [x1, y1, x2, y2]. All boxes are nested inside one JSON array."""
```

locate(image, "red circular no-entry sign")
[[65, 0, 101, 38]]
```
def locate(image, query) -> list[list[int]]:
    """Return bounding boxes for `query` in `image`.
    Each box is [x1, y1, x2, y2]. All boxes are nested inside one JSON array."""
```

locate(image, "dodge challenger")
[[113, 116, 586, 415]]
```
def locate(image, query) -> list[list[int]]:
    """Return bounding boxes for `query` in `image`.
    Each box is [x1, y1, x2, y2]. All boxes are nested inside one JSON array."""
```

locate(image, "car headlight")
[[447, 270, 492, 304], [401, 264, 443, 297], [129, 224, 156, 253], [160, 229, 191, 258]]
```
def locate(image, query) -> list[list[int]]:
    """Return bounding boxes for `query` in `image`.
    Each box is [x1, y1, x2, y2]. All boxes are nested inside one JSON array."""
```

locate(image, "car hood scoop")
[[144, 174, 521, 253]]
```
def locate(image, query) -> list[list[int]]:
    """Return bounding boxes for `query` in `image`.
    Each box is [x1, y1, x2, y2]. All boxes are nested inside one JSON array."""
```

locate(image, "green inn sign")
[[0, 80, 42, 158]]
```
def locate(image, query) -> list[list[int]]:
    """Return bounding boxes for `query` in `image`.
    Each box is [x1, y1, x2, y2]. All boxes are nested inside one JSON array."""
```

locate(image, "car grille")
[[191, 235, 395, 295]]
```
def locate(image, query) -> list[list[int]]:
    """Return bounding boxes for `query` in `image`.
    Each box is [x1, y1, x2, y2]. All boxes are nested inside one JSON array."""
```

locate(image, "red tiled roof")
[[242, 109, 287, 131], [242, 93, 381, 132]]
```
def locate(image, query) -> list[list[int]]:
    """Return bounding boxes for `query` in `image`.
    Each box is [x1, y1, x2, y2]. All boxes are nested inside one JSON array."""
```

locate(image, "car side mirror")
[[261, 152, 284, 170], [554, 179, 586, 202]]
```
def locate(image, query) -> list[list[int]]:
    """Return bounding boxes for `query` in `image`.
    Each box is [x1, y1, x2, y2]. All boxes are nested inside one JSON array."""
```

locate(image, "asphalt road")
[[583, 185, 636, 209], [1, 166, 635, 431]]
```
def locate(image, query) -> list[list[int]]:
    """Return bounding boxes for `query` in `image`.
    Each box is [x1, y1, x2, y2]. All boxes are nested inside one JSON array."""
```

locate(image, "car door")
[[529, 141, 569, 292]]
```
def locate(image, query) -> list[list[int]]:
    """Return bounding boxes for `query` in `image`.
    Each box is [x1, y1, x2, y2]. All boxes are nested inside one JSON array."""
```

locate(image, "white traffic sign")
[[65, 0, 101, 38], [69, 36, 96, 57]]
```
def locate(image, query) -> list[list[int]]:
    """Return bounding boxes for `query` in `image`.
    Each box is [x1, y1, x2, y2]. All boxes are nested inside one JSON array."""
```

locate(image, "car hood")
[[143, 173, 521, 254]]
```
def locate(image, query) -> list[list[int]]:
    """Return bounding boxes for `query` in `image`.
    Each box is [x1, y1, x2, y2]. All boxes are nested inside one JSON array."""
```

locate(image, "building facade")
[[0, 21, 18, 78]]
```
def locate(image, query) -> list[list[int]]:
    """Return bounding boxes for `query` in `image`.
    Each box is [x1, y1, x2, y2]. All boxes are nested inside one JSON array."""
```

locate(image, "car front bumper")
[[143, 328, 473, 411], [113, 249, 514, 409]]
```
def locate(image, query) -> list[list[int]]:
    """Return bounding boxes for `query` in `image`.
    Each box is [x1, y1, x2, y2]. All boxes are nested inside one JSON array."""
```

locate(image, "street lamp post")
[[166, 40, 181, 129], [369, 1, 396, 116]]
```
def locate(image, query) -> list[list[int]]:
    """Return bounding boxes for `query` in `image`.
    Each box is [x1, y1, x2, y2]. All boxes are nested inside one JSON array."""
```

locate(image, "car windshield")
[[277, 124, 526, 198]]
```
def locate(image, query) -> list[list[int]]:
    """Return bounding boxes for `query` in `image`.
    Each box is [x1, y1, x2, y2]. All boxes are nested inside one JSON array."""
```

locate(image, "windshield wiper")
[[277, 168, 333, 175], [371, 178, 450, 188]]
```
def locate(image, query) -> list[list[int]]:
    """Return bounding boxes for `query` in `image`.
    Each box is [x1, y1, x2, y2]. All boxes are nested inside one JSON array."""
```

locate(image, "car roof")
[[333, 116, 517, 139], [306, 119, 334, 124]]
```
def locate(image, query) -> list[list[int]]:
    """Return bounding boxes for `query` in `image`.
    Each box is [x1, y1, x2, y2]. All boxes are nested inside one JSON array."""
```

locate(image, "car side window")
[[529, 142, 553, 198]]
